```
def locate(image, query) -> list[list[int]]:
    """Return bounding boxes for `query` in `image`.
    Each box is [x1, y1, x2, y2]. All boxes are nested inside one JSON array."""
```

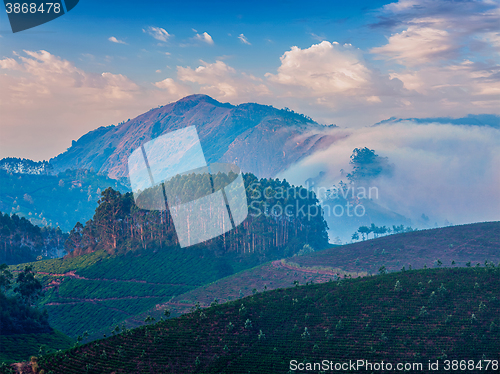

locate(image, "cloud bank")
[[278, 122, 500, 232]]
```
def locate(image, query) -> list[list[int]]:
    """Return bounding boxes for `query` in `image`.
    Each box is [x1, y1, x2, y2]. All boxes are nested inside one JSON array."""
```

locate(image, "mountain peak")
[[50, 96, 335, 179], [173, 94, 233, 108]]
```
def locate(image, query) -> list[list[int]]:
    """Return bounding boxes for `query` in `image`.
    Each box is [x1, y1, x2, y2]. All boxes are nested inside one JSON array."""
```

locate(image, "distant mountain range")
[[374, 113, 500, 128], [50, 94, 339, 179]]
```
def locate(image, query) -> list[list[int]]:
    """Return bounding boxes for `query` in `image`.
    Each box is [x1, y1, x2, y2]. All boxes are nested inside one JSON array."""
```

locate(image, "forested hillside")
[[0, 212, 66, 265], [65, 173, 329, 259], [6, 173, 329, 343], [0, 168, 129, 233], [0, 158, 52, 175]]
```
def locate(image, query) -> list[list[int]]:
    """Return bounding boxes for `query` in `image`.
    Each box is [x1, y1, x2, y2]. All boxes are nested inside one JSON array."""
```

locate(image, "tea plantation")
[[34, 265, 500, 373]]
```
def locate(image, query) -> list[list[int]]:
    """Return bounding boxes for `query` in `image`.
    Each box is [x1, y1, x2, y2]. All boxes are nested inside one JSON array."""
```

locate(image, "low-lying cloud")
[[278, 121, 500, 231]]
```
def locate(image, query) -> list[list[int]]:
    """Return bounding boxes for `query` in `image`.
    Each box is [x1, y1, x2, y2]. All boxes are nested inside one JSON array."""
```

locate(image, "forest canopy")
[[65, 173, 329, 261]]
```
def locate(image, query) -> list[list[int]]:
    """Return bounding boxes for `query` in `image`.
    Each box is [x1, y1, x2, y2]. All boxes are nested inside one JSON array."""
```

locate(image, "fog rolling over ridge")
[[278, 120, 500, 241], [46, 94, 500, 243]]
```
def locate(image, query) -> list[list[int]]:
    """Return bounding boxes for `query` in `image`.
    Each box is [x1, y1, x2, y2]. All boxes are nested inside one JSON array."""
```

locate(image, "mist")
[[277, 121, 500, 241]]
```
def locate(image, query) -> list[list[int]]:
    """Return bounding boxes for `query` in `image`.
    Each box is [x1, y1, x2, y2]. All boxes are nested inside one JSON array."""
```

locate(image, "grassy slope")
[[9, 248, 258, 339], [125, 221, 500, 324], [0, 330, 73, 364], [292, 221, 500, 274], [37, 266, 500, 373], [127, 260, 347, 324]]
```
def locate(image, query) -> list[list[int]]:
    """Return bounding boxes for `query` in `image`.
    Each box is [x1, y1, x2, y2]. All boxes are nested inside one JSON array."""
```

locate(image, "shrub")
[[394, 280, 402, 292]]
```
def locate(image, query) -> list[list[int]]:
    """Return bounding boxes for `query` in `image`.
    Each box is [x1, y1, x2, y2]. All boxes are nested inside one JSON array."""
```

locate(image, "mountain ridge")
[[49, 94, 337, 179]]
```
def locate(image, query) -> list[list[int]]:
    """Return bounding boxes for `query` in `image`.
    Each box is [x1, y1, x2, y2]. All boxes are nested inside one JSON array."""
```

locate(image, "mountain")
[[34, 266, 500, 373], [375, 114, 500, 128], [49, 95, 338, 179], [0, 168, 130, 234]]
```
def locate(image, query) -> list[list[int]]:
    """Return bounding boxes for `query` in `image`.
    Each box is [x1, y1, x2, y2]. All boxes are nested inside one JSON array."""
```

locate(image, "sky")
[[0, 0, 500, 161]]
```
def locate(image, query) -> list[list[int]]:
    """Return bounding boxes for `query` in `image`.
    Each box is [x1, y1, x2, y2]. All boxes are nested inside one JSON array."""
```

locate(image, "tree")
[[357, 226, 371, 240], [351, 232, 359, 242], [65, 222, 84, 255], [14, 265, 42, 305], [346, 147, 393, 184], [0, 263, 13, 293]]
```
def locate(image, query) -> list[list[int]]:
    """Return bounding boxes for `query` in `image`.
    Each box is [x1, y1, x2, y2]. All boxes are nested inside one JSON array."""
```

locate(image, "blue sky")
[[1, 0, 500, 160], [1, 0, 391, 81]]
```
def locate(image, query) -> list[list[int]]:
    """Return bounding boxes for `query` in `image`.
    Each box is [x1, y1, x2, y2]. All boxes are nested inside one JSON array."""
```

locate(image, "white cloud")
[[0, 57, 20, 69], [363, 0, 500, 119], [153, 77, 191, 96], [309, 32, 325, 42], [264, 40, 404, 114], [266, 41, 371, 95], [108, 36, 127, 45], [371, 25, 457, 65], [238, 34, 251, 45], [143, 26, 171, 42], [194, 32, 214, 45], [0, 50, 189, 160], [177, 60, 270, 100], [372, 0, 500, 65], [483, 32, 500, 52]]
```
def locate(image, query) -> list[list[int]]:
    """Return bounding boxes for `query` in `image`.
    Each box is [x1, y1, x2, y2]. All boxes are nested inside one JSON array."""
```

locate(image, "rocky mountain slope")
[[50, 95, 341, 179]]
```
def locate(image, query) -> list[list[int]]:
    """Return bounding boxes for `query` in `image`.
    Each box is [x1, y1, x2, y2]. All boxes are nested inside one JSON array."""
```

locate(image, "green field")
[[34, 265, 500, 373], [9, 247, 264, 339]]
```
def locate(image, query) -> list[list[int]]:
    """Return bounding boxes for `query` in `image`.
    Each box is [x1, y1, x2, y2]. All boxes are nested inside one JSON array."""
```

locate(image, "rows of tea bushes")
[[8, 247, 254, 339], [36, 265, 500, 373], [293, 221, 500, 274]]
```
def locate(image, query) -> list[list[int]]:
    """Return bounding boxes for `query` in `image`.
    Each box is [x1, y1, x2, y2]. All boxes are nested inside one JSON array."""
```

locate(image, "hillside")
[[0, 168, 130, 233], [9, 249, 249, 340], [0, 330, 73, 364], [112, 221, 500, 331], [5, 173, 328, 344], [291, 221, 500, 274], [49, 94, 339, 179], [0, 212, 66, 265], [0, 264, 74, 365], [34, 266, 500, 373]]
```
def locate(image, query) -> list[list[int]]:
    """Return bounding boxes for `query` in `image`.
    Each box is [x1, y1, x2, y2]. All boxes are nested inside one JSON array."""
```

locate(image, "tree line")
[[352, 223, 416, 241], [0, 212, 67, 265], [65, 173, 329, 260], [0, 263, 49, 334]]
